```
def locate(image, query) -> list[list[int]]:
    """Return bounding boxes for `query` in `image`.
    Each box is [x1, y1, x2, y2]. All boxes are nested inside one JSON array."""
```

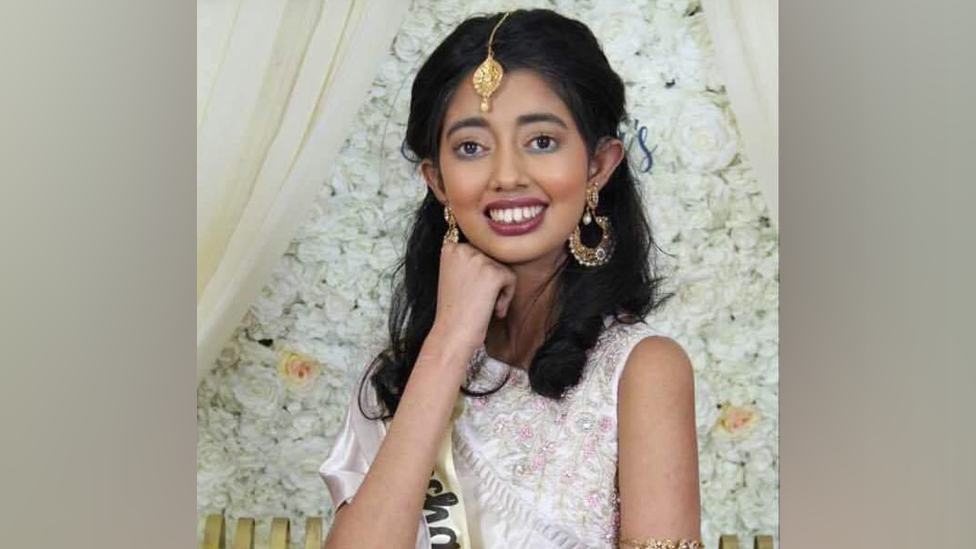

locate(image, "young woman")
[[320, 9, 701, 549]]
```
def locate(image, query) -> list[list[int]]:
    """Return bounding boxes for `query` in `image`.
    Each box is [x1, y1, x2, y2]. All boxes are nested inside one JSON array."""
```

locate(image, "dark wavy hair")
[[359, 9, 670, 420]]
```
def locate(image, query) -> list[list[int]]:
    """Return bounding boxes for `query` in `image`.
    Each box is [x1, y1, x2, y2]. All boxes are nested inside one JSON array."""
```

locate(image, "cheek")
[[532, 142, 589, 197], [537, 167, 584, 200], [440, 159, 490, 205], [530, 159, 588, 209]]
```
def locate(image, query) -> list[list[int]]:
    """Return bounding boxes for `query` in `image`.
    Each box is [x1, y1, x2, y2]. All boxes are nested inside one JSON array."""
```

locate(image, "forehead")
[[442, 68, 575, 133]]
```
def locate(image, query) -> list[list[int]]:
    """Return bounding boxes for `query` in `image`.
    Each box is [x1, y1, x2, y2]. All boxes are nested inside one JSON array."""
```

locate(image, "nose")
[[492, 142, 525, 191]]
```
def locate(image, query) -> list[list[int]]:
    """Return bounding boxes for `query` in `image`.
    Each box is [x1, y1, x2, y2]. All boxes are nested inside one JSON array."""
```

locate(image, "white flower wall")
[[197, 0, 779, 546]]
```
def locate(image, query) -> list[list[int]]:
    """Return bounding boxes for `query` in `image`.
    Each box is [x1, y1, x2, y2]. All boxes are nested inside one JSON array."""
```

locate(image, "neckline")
[[469, 314, 622, 385], [483, 352, 528, 373], [486, 355, 528, 380], [464, 346, 525, 392]]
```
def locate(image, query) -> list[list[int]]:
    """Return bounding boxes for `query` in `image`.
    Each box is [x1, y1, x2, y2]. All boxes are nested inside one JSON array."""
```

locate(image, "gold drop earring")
[[443, 202, 460, 245], [568, 185, 614, 267]]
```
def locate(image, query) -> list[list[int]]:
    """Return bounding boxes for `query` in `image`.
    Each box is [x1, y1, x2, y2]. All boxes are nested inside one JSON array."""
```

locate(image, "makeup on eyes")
[[451, 133, 559, 159]]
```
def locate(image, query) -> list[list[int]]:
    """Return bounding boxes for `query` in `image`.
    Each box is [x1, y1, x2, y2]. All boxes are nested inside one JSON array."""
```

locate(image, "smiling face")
[[421, 68, 624, 266]]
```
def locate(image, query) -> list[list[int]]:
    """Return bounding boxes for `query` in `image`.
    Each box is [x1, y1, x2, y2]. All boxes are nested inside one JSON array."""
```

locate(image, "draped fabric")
[[196, 0, 409, 380], [701, 0, 779, 227]]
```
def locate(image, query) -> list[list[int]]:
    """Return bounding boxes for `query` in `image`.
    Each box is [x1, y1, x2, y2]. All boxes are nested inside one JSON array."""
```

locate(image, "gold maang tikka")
[[472, 11, 512, 112]]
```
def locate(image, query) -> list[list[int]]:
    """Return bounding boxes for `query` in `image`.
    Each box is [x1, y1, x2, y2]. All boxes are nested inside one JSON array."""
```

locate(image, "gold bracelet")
[[619, 538, 705, 549]]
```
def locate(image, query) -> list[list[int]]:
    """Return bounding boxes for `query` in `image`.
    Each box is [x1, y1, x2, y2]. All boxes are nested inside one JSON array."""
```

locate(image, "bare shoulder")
[[618, 334, 694, 396]]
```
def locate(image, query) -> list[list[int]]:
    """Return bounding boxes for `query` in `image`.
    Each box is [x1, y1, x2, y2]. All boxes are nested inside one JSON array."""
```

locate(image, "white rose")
[[321, 400, 347, 439], [699, 522, 720, 549], [296, 228, 343, 267], [232, 421, 278, 474], [336, 311, 382, 346], [323, 248, 362, 290], [756, 245, 778, 281], [430, 1, 466, 24], [249, 284, 295, 331], [711, 458, 744, 494], [227, 473, 284, 520], [392, 23, 426, 65], [279, 436, 332, 493], [714, 357, 758, 386], [382, 167, 425, 204], [352, 266, 381, 298], [291, 304, 328, 342], [203, 407, 237, 441], [707, 198, 733, 232], [342, 232, 374, 263], [659, 0, 697, 15], [644, 191, 682, 243], [320, 287, 355, 325], [237, 337, 279, 367], [761, 278, 779, 310], [727, 193, 760, 227], [751, 192, 770, 219], [670, 101, 738, 172], [666, 40, 705, 92], [676, 274, 719, 327], [680, 172, 722, 204], [552, 0, 595, 15], [376, 58, 404, 89], [368, 238, 398, 270], [335, 195, 384, 242], [293, 262, 329, 305], [682, 200, 714, 231], [232, 363, 284, 417], [694, 375, 721, 439], [722, 162, 758, 193], [731, 225, 760, 251], [744, 446, 778, 488], [700, 232, 737, 269], [197, 435, 237, 503], [756, 308, 778, 346]]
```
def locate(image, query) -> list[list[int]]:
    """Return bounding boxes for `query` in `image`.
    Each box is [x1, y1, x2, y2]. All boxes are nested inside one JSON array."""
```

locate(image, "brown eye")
[[456, 141, 484, 157], [529, 135, 557, 151]]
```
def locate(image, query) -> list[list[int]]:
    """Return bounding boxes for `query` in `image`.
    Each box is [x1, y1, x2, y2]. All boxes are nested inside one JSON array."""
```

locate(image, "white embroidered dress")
[[320, 316, 662, 549]]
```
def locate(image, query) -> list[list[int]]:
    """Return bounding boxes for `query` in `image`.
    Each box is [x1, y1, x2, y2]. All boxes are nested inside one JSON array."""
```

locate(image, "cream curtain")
[[702, 0, 779, 227], [197, 0, 409, 381]]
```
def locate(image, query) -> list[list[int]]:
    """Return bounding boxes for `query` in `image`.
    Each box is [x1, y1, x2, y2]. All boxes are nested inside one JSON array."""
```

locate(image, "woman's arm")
[[323, 327, 475, 549], [617, 336, 702, 545]]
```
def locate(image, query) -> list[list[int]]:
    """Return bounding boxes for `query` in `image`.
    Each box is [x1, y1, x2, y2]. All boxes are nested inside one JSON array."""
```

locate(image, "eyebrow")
[[444, 112, 568, 139]]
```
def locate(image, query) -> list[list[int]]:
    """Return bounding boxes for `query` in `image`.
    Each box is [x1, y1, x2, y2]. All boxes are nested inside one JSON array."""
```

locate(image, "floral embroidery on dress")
[[452, 317, 661, 548]]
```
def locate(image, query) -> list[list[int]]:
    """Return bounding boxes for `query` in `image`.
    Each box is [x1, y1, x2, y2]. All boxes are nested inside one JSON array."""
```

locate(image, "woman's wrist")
[[421, 323, 481, 376]]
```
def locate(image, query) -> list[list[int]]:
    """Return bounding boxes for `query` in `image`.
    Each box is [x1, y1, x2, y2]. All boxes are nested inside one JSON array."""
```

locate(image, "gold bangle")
[[619, 538, 705, 549]]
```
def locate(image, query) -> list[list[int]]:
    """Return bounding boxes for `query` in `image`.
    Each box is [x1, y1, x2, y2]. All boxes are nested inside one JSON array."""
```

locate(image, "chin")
[[469, 236, 567, 266]]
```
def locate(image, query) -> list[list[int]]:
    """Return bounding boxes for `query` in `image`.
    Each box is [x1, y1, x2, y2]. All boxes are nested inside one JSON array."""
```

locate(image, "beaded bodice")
[[451, 318, 661, 549]]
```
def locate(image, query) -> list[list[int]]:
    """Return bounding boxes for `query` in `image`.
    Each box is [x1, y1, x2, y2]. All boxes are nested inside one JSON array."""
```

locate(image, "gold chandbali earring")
[[568, 185, 614, 267], [472, 11, 512, 112], [443, 202, 460, 245]]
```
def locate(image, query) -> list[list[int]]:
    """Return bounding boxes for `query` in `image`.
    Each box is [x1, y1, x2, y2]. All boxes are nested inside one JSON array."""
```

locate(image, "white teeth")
[[488, 205, 544, 224]]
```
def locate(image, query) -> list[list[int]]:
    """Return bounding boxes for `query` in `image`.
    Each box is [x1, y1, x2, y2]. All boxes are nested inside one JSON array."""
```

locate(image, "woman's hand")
[[429, 242, 517, 354]]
